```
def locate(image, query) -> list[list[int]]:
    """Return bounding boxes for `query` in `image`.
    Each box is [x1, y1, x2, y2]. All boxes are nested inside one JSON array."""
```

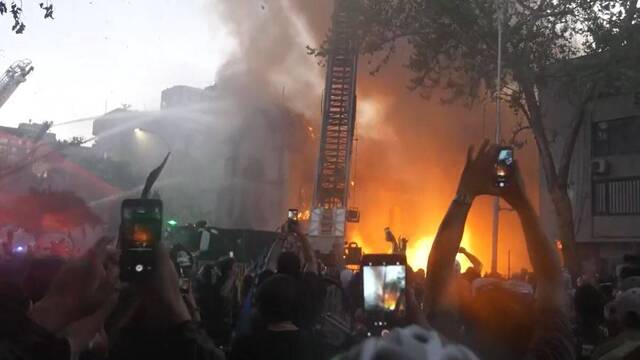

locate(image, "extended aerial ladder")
[[309, 0, 359, 261], [0, 59, 34, 110]]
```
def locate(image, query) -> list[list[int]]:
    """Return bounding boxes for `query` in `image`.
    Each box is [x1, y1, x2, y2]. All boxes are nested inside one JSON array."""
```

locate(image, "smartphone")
[[119, 199, 162, 281], [287, 208, 299, 232], [179, 277, 191, 294], [288, 209, 299, 221], [361, 253, 407, 336], [496, 146, 514, 188]]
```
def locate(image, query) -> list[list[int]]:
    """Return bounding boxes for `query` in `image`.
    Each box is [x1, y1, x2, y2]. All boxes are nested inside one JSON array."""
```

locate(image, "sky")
[[0, 0, 236, 140]]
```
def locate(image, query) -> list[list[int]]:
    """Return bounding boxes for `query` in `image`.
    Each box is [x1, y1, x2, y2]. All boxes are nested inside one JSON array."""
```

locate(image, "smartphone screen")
[[288, 209, 299, 221], [121, 199, 162, 279], [122, 201, 162, 250], [496, 147, 514, 188], [362, 254, 407, 336]]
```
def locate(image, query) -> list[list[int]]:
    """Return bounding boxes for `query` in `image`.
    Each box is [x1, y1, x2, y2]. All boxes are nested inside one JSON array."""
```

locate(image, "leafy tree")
[[0, 1, 54, 34], [68, 136, 85, 146], [314, 0, 640, 276]]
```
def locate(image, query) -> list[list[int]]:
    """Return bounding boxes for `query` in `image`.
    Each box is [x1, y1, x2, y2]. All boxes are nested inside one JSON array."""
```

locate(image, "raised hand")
[[64, 294, 118, 356], [30, 237, 120, 333], [499, 160, 530, 210], [456, 139, 500, 199], [288, 219, 304, 237], [143, 246, 192, 325]]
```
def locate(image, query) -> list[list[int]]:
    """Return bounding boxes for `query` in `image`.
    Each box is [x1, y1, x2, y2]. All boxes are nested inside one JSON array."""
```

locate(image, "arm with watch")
[[424, 140, 496, 317]]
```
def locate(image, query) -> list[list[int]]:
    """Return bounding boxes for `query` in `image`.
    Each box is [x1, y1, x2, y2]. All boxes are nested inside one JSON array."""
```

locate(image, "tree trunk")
[[517, 73, 582, 279], [550, 186, 579, 278]]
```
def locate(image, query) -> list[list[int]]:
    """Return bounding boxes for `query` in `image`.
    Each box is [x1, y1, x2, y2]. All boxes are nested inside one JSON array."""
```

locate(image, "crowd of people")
[[2, 141, 640, 359]]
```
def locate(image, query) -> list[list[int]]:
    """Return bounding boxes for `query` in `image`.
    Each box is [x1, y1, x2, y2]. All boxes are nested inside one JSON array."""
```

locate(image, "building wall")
[[540, 88, 640, 272], [160, 85, 215, 109], [0, 123, 121, 247], [91, 85, 315, 231], [213, 107, 313, 230], [0, 123, 56, 168]]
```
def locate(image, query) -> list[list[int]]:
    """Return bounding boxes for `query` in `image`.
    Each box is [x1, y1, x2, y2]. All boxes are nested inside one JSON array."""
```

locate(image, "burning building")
[[204, 0, 541, 273], [91, 81, 315, 231]]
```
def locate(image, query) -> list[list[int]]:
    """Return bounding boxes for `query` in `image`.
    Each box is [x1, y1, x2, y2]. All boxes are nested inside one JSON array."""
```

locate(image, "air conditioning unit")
[[592, 159, 610, 175]]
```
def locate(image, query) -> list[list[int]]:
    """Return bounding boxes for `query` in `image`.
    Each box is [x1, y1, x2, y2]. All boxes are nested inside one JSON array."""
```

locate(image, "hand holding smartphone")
[[361, 253, 407, 337], [495, 146, 514, 188], [119, 199, 163, 282], [287, 208, 299, 233]]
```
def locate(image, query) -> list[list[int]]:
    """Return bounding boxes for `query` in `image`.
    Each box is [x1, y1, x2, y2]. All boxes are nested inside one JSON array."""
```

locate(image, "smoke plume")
[[208, 0, 540, 273]]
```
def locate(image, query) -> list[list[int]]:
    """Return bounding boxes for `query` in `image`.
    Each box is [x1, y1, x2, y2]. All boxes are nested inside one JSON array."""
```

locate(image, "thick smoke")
[[211, 0, 327, 120], [351, 55, 541, 273], [100, 0, 326, 232], [91, 2, 328, 232], [206, 0, 541, 273]]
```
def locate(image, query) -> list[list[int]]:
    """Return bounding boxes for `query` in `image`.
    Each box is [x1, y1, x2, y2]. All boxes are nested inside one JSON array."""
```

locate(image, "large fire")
[[331, 85, 538, 276], [350, 229, 476, 272]]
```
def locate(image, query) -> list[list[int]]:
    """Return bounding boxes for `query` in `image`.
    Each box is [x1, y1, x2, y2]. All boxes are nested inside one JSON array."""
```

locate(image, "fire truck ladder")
[[0, 59, 34, 110], [310, 0, 358, 255]]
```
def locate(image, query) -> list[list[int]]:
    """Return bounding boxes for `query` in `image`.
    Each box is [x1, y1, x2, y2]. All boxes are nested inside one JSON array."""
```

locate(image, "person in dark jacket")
[[229, 274, 320, 360]]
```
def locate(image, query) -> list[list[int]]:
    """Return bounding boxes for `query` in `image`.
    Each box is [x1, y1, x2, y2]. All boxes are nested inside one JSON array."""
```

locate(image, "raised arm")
[[291, 221, 318, 274], [263, 231, 286, 272], [425, 140, 494, 315], [425, 196, 472, 314], [458, 247, 483, 274], [502, 162, 573, 359], [501, 163, 563, 297]]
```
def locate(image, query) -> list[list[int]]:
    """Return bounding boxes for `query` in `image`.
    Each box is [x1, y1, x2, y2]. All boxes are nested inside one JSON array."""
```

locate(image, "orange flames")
[[298, 209, 311, 221], [332, 78, 539, 275], [350, 229, 476, 272]]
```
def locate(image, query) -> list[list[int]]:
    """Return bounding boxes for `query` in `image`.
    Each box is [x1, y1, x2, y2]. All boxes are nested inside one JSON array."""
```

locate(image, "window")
[[592, 116, 640, 157], [593, 177, 640, 215]]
